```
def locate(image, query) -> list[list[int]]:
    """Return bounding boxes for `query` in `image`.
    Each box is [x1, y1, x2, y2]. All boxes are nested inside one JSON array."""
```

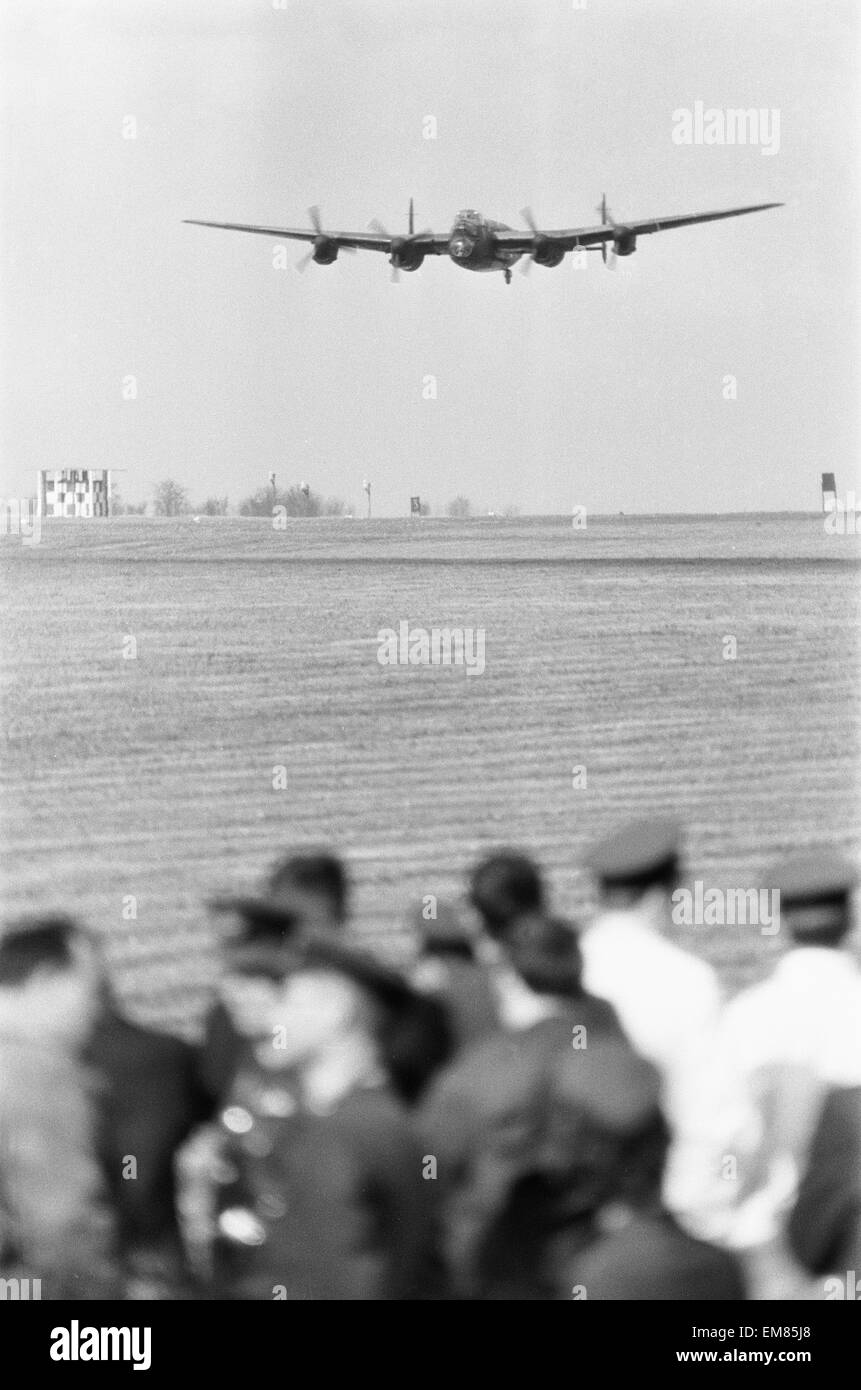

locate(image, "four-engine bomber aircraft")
[[184, 195, 782, 284]]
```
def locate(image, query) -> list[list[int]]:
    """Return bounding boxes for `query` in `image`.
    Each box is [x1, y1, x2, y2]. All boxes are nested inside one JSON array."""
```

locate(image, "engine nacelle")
[[530, 236, 566, 268], [390, 237, 425, 272], [312, 235, 339, 265], [613, 229, 637, 257]]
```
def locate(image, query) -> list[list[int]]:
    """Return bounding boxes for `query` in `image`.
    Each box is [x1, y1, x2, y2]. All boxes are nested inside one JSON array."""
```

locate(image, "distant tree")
[[419, 500, 432, 516], [197, 496, 229, 516], [154, 479, 190, 516], [239, 484, 346, 517], [502, 504, 521, 518], [281, 485, 322, 517], [123, 500, 148, 515], [445, 495, 472, 519], [239, 487, 278, 517]]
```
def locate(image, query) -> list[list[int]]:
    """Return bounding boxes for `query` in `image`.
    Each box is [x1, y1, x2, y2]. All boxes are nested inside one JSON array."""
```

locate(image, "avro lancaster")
[[185, 195, 782, 284]]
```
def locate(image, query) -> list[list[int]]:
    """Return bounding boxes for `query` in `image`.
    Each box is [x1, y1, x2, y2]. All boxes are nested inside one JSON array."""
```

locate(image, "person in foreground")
[[0, 918, 116, 1298], [578, 816, 723, 1226], [207, 935, 447, 1299]]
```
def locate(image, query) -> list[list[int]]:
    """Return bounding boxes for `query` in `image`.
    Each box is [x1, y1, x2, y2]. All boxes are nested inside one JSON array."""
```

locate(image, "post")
[[363, 478, 371, 518]]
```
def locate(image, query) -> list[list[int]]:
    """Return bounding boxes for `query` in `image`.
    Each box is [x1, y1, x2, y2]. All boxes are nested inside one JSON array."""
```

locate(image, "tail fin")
[[597, 193, 615, 264], [597, 193, 616, 227], [408, 197, 414, 235]]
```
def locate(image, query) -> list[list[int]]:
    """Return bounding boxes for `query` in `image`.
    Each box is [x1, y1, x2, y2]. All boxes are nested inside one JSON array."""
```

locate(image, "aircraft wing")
[[492, 202, 783, 252], [183, 220, 448, 254]]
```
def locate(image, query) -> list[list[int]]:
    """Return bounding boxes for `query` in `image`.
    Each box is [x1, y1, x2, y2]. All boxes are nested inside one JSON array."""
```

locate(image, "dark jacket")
[[788, 1085, 861, 1276], [420, 991, 653, 1299], [414, 954, 500, 1053], [213, 1079, 442, 1300], [198, 997, 247, 1106], [567, 1210, 746, 1300], [85, 1004, 211, 1279]]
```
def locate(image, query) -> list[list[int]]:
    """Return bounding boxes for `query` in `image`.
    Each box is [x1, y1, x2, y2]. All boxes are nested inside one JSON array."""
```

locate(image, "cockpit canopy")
[[454, 209, 482, 233]]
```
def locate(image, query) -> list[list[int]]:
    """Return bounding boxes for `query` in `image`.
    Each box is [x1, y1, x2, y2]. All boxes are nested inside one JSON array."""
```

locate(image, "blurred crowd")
[[1, 819, 859, 1301]]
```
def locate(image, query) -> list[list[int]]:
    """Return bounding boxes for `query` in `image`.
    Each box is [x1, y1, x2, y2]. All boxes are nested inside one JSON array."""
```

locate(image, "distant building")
[[37, 469, 112, 518], [821, 472, 837, 513]]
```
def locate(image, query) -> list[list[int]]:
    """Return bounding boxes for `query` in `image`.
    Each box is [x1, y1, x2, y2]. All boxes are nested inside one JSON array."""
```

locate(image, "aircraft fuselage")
[[447, 210, 521, 273]]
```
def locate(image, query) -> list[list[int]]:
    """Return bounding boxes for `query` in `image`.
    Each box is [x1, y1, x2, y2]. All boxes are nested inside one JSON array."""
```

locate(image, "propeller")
[[596, 193, 618, 269], [518, 207, 539, 275], [367, 207, 431, 282], [294, 206, 356, 273], [367, 220, 403, 283], [518, 208, 570, 274]]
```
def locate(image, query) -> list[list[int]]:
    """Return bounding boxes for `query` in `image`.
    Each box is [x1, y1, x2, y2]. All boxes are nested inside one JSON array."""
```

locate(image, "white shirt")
[[699, 946, 861, 1247], [580, 901, 722, 1222], [716, 947, 861, 1089]]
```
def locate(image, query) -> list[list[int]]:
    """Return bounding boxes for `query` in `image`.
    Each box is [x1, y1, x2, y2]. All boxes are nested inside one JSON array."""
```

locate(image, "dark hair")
[[507, 917, 583, 998], [378, 993, 454, 1105], [790, 921, 849, 949], [269, 851, 349, 922], [470, 851, 544, 937], [0, 916, 78, 986], [421, 938, 476, 962]]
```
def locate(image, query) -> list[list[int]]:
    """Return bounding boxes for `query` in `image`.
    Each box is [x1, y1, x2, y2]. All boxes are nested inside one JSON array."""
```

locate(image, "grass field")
[[2, 512, 858, 1034]]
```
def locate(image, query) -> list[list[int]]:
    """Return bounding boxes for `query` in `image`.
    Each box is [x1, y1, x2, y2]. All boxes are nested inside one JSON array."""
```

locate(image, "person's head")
[[553, 1041, 668, 1213], [586, 816, 680, 910], [503, 915, 584, 998], [265, 850, 349, 933], [210, 849, 350, 1017], [0, 915, 101, 1042], [410, 898, 476, 962], [213, 901, 307, 1037], [769, 851, 856, 949], [262, 967, 378, 1068], [469, 851, 545, 939], [258, 940, 452, 1104]]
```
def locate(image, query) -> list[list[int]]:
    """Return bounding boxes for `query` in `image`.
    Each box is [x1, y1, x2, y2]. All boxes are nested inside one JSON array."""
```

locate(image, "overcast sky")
[[1, 0, 858, 514]]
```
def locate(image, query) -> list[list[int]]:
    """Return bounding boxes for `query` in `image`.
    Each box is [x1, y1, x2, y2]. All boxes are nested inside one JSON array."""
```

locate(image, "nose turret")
[[449, 235, 474, 261]]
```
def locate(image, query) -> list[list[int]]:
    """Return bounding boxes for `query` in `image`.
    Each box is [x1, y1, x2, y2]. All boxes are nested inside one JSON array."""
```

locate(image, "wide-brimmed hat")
[[208, 850, 348, 942], [300, 936, 416, 1012]]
